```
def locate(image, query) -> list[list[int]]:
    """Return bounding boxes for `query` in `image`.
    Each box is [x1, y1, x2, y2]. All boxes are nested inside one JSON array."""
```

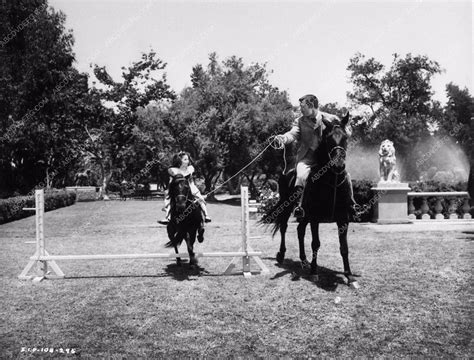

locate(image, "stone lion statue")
[[379, 139, 400, 182]]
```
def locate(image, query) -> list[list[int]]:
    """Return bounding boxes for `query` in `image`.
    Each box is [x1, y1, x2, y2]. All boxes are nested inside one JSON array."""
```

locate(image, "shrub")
[[408, 180, 467, 192], [257, 187, 280, 215], [352, 179, 377, 222], [107, 181, 121, 193], [0, 189, 76, 225]]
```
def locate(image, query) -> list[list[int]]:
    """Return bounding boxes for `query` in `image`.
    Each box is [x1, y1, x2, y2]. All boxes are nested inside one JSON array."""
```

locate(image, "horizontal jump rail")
[[30, 251, 263, 261]]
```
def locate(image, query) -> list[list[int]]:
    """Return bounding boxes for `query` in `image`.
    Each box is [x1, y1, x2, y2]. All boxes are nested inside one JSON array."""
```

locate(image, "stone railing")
[[407, 191, 471, 220]]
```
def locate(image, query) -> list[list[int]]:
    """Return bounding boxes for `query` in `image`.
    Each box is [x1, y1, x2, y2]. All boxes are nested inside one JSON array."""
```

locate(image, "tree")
[[347, 52, 443, 179], [87, 50, 176, 196], [438, 83, 474, 157], [164, 53, 293, 198], [0, 0, 97, 195]]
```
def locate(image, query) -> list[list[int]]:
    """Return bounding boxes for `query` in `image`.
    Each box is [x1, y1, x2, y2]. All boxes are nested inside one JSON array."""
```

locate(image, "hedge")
[[351, 179, 377, 222], [0, 189, 76, 225]]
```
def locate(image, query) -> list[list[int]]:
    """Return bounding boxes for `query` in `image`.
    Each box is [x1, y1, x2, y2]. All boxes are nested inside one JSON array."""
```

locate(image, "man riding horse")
[[263, 100, 358, 285], [274, 94, 357, 218]]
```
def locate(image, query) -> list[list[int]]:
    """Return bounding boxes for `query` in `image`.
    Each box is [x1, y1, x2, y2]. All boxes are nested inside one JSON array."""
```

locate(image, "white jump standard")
[[18, 187, 269, 281], [18, 190, 65, 282]]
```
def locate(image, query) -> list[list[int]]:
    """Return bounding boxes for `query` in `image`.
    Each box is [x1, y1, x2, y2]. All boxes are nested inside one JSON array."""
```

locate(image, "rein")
[[202, 140, 277, 199]]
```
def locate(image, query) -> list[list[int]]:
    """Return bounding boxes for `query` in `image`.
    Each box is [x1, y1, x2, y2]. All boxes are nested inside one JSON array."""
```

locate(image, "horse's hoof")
[[176, 258, 182, 266], [197, 228, 205, 243], [348, 279, 359, 289], [190, 258, 198, 267], [276, 252, 285, 264], [301, 259, 311, 270], [345, 273, 359, 289], [310, 262, 317, 275]]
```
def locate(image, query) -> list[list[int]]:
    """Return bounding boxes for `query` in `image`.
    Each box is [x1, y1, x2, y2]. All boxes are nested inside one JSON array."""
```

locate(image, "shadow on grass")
[[207, 198, 241, 206], [264, 256, 358, 292], [164, 261, 208, 281], [63, 270, 248, 281], [65, 274, 171, 280], [54, 260, 259, 281], [461, 231, 474, 242]]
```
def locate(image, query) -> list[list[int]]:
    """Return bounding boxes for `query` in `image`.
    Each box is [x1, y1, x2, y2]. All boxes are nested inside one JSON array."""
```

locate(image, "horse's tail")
[[258, 172, 297, 236]]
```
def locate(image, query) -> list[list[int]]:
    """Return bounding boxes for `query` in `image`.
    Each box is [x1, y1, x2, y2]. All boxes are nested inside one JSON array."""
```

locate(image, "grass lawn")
[[0, 199, 472, 359]]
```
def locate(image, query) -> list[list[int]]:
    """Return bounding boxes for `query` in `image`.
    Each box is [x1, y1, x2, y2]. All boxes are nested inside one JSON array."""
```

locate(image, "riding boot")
[[199, 201, 212, 223], [293, 185, 305, 218], [158, 205, 170, 225], [158, 216, 170, 225]]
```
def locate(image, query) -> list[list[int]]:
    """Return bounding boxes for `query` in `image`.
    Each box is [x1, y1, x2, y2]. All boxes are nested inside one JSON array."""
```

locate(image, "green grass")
[[0, 200, 472, 359]]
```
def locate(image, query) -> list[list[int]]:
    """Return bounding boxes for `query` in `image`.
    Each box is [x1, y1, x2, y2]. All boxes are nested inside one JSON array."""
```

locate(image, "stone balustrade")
[[407, 191, 471, 220]]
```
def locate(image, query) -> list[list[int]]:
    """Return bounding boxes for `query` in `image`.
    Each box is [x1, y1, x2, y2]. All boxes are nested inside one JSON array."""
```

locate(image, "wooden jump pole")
[[242, 186, 251, 275], [224, 186, 269, 277], [18, 187, 269, 280]]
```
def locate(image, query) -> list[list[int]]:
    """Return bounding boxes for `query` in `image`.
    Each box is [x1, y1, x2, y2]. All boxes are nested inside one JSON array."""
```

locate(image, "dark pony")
[[165, 174, 204, 267], [261, 113, 356, 284]]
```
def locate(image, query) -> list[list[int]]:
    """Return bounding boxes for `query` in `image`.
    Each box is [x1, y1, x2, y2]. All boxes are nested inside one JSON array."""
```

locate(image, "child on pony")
[[158, 151, 211, 225]]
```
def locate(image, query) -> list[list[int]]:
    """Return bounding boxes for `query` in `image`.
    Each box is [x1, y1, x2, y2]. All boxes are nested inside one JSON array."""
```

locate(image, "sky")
[[49, 0, 473, 107]]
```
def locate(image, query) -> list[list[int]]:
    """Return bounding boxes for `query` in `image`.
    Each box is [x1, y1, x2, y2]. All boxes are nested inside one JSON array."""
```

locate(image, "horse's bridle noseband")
[[172, 177, 191, 205], [328, 146, 347, 175]]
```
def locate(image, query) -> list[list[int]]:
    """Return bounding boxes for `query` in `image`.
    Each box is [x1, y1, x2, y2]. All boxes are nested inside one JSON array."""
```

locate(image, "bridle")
[[326, 125, 348, 176], [171, 177, 192, 209]]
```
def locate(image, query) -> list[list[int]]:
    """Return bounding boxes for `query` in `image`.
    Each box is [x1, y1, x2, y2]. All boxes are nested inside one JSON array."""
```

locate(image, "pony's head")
[[320, 112, 351, 173], [168, 174, 192, 212]]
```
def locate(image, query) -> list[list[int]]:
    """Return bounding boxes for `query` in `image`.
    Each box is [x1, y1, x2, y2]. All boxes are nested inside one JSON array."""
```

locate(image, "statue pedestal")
[[371, 182, 412, 224]]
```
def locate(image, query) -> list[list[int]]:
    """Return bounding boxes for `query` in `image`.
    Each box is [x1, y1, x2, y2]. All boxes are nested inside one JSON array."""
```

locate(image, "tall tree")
[[438, 83, 474, 156], [347, 52, 443, 179], [165, 53, 293, 198], [87, 50, 176, 196], [0, 0, 97, 195]]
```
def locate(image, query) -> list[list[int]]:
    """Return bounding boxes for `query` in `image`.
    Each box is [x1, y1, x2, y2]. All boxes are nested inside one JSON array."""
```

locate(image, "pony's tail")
[[164, 225, 185, 248], [165, 236, 184, 248]]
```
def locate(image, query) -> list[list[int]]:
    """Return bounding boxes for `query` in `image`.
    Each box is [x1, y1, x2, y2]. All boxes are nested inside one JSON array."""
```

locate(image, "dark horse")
[[261, 113, 357, 285], [165, 174, 205, 267]]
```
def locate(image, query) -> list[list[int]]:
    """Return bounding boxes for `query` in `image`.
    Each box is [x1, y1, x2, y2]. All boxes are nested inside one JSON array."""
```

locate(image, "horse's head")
[[168, 174, 192, 211], [321, 112, 351, 173]]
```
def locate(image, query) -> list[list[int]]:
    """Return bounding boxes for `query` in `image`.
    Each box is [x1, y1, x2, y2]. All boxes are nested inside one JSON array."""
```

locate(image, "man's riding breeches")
[[295, 162, 312, 187]]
